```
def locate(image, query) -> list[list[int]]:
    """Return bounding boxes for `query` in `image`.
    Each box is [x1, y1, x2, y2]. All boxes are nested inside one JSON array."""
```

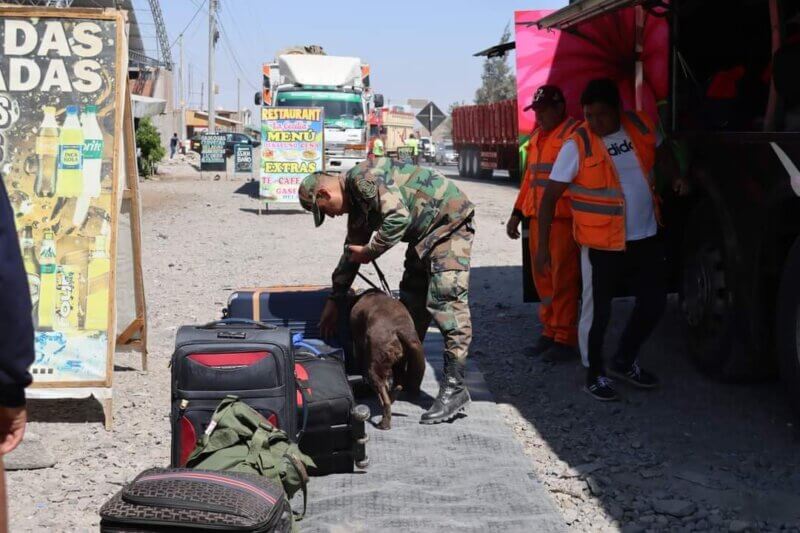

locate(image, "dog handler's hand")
[[319, 300, 339, 339], [346, 245, 372, 264]]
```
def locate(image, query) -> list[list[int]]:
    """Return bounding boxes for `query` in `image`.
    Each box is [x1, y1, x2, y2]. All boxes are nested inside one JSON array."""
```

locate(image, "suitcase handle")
[[200, 318, 277, 330]]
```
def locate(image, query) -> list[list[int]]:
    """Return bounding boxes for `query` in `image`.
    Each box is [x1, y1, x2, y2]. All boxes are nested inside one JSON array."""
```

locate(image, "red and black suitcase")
[[170, 319, 296, 468]]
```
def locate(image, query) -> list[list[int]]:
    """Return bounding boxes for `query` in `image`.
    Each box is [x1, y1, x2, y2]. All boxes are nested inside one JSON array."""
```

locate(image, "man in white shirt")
[[535, 78, 689, 401]]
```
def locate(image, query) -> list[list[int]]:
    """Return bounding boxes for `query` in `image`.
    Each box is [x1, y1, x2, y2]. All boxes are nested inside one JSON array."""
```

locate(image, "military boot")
[[420, 359, 471, 424]]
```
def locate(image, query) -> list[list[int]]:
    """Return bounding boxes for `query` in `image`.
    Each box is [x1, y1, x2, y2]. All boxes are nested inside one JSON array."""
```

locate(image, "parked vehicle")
[[189, 132, 260, 155], [435, 141, 458, 166], [255, 49, 384, 173], [369, 108, 415, 156], [419, 136, 436, 162], [520, 0, 800, 409], [451, 99, 519, 181]]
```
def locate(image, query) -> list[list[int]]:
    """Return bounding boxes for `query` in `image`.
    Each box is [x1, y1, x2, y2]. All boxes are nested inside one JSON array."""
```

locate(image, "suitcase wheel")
[[356, 435, 369, 445], [356, 457, 370, 469], [352, 404, 370, 422]]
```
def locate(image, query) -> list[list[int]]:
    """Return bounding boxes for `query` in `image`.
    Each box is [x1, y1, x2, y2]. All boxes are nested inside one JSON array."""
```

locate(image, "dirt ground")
[[6, 163, 800, 532]]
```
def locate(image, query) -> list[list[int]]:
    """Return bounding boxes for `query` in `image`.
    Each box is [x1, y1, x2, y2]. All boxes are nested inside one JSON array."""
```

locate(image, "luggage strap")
[[356, 260, 393, 296]]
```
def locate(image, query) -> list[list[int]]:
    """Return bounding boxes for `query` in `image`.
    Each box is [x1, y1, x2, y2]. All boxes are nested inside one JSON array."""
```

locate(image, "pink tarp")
[[514, 8, 669, 136]]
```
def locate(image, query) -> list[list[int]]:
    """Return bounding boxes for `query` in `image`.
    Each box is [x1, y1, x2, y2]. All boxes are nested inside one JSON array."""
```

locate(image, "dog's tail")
[[398, 329, 426, 393]]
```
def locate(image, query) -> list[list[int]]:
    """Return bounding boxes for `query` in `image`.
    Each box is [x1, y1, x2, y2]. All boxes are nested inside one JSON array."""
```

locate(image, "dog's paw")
[[377, 418, 391, 430]]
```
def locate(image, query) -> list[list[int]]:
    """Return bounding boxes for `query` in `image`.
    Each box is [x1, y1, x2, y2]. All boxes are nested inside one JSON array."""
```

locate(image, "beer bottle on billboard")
[[55, 105, 84, 198], [38, 231, 57, 330], [85, 235, 109, 331], [20, 226, 40, 323], [81, 105, 103, 198], [34, 106, 59, 198]]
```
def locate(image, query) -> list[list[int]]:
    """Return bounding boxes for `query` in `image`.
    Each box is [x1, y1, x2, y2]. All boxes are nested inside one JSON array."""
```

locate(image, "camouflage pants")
[[399, 219, 474, 363]]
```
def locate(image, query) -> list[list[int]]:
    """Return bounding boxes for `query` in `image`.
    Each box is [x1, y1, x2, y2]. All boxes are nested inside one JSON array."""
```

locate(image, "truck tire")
[[479, 167, 494, 180], [466, 150, 477, 178], [458, 151, 467, 177], [680, 200, 770, 381], [777, 236, 800, 413], [509, 168, 521, 183]]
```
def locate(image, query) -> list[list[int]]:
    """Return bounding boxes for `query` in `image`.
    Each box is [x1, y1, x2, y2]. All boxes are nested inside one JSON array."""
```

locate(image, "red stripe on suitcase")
[[188, 352, 269, 367], [178, 417, 196, 467]]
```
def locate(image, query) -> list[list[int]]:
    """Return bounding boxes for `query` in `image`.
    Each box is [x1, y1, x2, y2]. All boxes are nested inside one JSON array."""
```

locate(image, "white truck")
[[256, 51, 383, 173]]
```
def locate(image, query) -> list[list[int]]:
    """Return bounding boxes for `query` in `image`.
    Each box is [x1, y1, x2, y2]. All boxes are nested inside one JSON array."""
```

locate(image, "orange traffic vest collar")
[[516, 116, 579, 218], [569, 110, 660, 251]]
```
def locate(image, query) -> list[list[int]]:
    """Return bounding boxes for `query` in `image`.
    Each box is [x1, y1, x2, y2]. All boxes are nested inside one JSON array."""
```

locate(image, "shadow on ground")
[[465, 264, 800, 530]]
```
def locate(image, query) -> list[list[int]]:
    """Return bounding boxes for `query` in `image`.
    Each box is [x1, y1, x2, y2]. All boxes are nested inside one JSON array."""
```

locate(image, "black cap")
[[524, 85, 565, 111]]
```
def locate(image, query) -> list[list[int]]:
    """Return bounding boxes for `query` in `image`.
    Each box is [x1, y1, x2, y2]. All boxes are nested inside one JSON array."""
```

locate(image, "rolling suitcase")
[[223, 286, 357, 374], [294, 345, 370, 475], [170, 319, 296, 468]]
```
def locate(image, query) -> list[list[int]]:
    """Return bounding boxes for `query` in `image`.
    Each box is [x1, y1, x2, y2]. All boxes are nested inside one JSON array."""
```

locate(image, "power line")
[[216, 17, 259, 93], [169, 0, 206, 51]]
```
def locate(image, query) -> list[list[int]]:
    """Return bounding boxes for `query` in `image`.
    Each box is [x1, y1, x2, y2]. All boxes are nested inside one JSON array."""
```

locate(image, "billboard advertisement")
[[0, 8, 126, 386], [260, 106, 324, 204]]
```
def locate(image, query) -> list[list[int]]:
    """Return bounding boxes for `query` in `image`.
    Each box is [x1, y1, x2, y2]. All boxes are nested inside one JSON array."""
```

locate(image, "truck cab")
[[261, 54, 383, 174], [534, 0, 800, 408]]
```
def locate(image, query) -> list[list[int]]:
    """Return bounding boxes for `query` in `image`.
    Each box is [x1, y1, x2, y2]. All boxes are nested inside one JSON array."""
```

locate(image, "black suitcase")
[[295, 346, 370, 475], [170, 319, 296, 468], [99, 468, 291, 532], [224, 286, 357, 374]]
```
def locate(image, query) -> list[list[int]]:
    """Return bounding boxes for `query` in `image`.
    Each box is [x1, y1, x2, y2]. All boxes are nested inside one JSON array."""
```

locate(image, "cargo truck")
[[256, 49, 383, 173], [369, 107, 415, 156], [451, 99, 520, 181], [505, 0, 800, 410]]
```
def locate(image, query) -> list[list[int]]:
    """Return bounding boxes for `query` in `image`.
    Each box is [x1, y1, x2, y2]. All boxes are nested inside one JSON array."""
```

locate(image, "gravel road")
[[7, 162, 800, 532]]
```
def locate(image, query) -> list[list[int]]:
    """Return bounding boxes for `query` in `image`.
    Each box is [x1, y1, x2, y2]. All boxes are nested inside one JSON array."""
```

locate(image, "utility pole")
[[236, 78, 241, 132], [178, 35, 185, 141], [207, 0, 218, 133], [201, 81, 205, 112], [188, 63, 193, 109]]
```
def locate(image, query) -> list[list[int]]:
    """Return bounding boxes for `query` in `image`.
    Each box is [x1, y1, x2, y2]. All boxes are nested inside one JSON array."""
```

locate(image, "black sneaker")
[[583, 376, 619, 401], [609, 361, 660, 389], [526, 335, 554, 357], [541, 342, 578, 362]]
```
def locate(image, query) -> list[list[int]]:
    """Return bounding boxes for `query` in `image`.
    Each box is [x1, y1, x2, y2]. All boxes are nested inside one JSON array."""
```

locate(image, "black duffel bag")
[[99, 468, 291, 532]]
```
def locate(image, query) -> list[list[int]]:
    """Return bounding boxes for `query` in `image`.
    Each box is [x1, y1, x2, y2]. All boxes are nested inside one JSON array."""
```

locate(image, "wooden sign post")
[[0, 7, 146, 430]]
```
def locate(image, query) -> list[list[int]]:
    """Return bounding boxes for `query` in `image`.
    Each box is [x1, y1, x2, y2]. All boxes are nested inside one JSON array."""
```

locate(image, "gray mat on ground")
[[296, 334, 566, 533]]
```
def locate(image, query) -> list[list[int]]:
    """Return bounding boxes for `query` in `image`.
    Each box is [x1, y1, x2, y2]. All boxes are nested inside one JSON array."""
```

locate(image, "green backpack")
[[185, 396, 315, 519]]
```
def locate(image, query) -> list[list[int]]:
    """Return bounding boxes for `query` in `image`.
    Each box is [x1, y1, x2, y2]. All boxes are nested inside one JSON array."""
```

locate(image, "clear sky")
[[157, 0, 567, 124]]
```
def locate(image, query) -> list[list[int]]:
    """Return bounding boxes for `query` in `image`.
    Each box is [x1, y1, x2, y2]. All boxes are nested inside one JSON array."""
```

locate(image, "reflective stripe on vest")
[[575, 127, 592, 157], [624, 110, 650, 135], [571, 200, 624, 216], [569, 183, 624, 199], [529, 162, 554, 174]]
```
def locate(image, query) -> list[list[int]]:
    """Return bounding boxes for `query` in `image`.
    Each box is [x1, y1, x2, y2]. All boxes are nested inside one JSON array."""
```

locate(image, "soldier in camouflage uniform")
[[298, 157, 475, 424]]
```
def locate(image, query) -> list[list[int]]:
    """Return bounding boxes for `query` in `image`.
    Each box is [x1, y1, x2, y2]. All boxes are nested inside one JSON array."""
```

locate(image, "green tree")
[[474, 23, 516, 104], [135, 117, 165, 177]]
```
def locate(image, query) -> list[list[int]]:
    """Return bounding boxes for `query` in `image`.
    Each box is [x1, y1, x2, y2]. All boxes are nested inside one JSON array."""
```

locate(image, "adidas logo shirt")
[[550, 127, 663, 242]]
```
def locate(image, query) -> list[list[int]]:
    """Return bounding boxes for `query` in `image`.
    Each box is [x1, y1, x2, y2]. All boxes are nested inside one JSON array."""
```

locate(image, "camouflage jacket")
[[331, 158, 474, 299]]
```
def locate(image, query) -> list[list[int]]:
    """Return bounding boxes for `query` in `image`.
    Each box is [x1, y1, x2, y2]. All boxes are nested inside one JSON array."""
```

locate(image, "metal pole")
[[237, 78, 241, 132], [178, 35, 185, 141], [208, 0, 218, 133]]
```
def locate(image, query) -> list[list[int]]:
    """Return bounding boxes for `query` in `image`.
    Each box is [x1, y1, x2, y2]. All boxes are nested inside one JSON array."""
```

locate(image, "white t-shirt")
[[549, 127, 663, 241]]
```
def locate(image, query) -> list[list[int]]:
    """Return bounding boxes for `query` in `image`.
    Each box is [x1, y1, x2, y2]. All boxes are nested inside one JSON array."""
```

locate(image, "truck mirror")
[[374, 94, 385, 108], [254, 92, 262, 106]]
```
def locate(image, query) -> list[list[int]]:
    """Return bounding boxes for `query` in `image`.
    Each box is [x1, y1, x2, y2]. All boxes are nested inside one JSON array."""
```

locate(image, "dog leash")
[[355, 260, 392, 296]]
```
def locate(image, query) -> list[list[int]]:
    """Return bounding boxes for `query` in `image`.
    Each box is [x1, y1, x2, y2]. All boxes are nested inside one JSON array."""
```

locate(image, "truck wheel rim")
[[682, 247, 727, 332]]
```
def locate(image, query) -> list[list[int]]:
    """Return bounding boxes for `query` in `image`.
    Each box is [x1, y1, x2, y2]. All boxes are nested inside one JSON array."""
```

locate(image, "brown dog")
[[350, 289, 426, 430]]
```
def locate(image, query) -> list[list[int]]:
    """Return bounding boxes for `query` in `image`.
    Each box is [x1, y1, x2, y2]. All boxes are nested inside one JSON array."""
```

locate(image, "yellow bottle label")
[[36, 135, 58, 156], [85, 257, 110, 331], [38, 266, 57, 329]]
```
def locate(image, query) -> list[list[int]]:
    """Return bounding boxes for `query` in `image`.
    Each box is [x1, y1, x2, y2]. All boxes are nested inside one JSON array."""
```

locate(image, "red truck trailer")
[[451, 99, 520, 181]]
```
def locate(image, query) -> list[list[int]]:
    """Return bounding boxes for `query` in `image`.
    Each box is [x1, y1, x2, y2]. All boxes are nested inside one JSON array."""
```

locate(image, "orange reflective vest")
[[514, 117, 579, 219], [569, 110, 660, 251]]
